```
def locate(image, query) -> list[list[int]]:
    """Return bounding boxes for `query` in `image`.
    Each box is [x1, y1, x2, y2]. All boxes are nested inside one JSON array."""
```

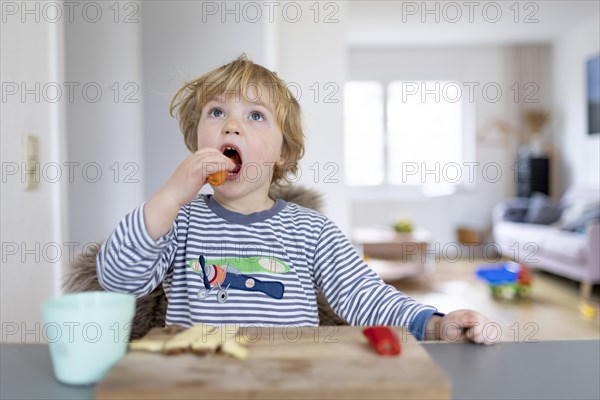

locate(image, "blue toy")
[[476, 261, 533, 300]]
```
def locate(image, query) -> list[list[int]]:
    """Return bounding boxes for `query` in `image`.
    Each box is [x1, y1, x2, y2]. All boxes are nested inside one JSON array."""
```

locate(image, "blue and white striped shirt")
[[97, 195, 438, 339]]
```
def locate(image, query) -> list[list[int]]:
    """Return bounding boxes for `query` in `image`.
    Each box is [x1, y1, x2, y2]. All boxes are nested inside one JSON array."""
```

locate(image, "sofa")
[[492, 186, 600, 297]]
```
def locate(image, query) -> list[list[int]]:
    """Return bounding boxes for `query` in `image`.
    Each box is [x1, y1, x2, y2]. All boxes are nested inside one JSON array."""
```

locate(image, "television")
[[586, 54, 600, 135]]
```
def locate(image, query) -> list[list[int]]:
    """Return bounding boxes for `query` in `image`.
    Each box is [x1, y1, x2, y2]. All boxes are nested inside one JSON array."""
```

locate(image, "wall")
[[348, 47, 516, 246], [65, 2, 144, 247], [276, 2, 349, 232], [552, 18, 600, 192], [1, 9, 66, 342]]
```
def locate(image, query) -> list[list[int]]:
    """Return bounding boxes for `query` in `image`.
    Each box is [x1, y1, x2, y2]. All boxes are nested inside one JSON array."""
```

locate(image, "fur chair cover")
[[63, 185, 347, 340]]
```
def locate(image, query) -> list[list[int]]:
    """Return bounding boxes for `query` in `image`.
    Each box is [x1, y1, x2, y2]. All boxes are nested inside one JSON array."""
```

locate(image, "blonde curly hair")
[[169, 54, 304, 184]]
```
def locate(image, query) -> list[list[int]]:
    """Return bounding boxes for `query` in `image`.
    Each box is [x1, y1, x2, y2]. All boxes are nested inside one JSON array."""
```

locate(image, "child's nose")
[[223, 117, 241, 135]]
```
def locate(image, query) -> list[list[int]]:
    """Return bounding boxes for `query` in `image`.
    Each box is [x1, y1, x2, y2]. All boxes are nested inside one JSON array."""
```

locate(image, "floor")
[[387, 258, 600, 342]]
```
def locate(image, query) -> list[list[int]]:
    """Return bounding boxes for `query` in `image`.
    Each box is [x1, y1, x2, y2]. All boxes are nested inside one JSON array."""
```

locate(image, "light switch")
[[23, 134, 39, 190]]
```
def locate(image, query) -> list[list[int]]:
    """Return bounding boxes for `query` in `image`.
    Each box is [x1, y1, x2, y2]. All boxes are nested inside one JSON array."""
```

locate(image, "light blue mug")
[[42, 291, 135, 385]]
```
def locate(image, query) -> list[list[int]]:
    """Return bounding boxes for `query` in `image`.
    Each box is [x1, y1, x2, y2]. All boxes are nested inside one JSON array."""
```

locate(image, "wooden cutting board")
[[95, 326, 451, 399]]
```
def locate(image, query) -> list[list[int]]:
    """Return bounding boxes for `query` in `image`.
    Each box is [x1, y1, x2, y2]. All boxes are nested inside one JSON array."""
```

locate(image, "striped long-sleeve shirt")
[[97, 195, 438, 339]]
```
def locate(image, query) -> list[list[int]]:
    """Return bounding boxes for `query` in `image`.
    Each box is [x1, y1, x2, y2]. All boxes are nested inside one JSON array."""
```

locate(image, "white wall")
[[276, 2, 349, 232], [552, 18, 600, 192], [348, 47, 516, 246], [65, 2, 144, 247], [1, 11, 66, 342]]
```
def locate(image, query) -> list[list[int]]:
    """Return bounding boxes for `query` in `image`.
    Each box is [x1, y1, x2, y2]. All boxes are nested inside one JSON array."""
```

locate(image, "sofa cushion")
[[505, 206, 529, 222], [541, 229, 588, 265], [560, 207, 600, 232], [494, 221, 587, 265], [524, 192, 563, 225], [560, 186, 600, 208], [559, 200, 600, 229]]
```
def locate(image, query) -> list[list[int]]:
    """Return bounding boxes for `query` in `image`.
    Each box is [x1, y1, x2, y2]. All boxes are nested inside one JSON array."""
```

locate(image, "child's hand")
[[425, 309, 500, 345], [163, 148, 235, 206], [144, 149, 235, 240]]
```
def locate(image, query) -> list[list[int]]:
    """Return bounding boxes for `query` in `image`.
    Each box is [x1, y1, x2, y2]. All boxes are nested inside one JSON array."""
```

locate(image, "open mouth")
[[222, 146, 242, 176]]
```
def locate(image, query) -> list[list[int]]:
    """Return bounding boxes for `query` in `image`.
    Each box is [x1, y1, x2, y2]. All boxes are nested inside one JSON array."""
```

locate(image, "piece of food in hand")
[[207, 170, 228, 186], [362, 327, 401, 356]]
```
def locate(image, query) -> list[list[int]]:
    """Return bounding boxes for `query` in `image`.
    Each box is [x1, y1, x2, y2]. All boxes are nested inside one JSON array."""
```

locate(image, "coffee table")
[[352, 226, 433, 281]]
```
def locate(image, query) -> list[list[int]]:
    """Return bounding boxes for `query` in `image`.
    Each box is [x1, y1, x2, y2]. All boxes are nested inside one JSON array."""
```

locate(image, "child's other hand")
[[163, 148, 235, 206], [426, 309, 500, 345]]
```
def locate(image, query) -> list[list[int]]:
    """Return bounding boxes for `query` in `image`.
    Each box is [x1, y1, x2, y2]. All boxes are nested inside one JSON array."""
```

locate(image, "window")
[[344, 80, 470, 196], [343, 82, 384, 186]]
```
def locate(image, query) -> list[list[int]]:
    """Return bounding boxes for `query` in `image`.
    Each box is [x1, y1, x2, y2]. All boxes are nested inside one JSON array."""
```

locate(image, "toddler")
[[97, 55, 497, 344]]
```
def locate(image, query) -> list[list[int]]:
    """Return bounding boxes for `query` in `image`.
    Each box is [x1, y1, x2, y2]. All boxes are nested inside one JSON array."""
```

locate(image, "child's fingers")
[[440, 310, 499, 345], [467, 324, 486, 344], [202, 159, 234, 175], [441, 321, 468, 342], [440, 311, 473, 341], [479, 322, 501, 344], [462, 317, 499, 345], [193, 150, 236, 175], [195, 148, 235, 165]]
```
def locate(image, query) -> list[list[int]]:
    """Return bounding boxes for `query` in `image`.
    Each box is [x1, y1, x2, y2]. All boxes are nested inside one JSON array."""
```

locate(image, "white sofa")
[[493, 187, 600, 297]]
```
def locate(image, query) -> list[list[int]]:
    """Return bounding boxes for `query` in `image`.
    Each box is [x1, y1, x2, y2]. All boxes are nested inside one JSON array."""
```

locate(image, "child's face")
[[197, 85, 284, 199]]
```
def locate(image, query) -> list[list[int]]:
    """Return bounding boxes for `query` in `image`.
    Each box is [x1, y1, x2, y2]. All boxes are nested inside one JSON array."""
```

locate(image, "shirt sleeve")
[[313, 219, 438, 340], [96, 202, 178, 297]]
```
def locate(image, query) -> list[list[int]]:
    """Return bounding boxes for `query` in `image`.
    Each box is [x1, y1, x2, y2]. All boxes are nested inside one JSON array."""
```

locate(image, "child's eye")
[[208, 108, 224, 118], [249, 111, 264, 121]]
